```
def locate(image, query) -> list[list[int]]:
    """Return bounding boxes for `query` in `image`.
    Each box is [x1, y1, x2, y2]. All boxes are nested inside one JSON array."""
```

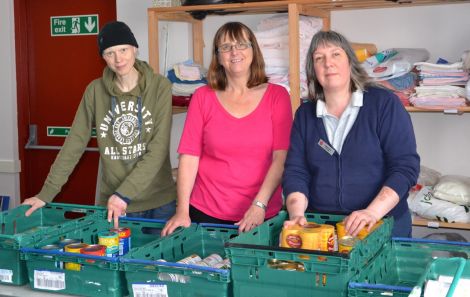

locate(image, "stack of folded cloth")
[[167, 61, 207, 106], [377, 72, 417, 106], [410, 85, 467, 109], [410, 60, 468, 109], [415, 61, 469, 86], [254, 14, 323, 99]]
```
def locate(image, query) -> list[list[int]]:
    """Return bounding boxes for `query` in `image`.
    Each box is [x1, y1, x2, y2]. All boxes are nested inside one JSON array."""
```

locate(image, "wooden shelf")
[[172, 106, 188, 114], [413, 216, 470, 230], [405, 106, 470, 113], [148, 0, 470, 115]]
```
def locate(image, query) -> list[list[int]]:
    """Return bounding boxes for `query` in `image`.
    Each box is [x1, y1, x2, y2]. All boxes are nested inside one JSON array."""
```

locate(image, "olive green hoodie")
[[38, 59, 176, 212]]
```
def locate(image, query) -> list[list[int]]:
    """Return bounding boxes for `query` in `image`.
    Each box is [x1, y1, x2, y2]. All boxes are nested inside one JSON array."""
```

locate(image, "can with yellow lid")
[[336, 220, 382, 240], [64, 243, 88, 271], [98, 231, 119, 257], [280, 224, 303, 248], [338, 236, 359, 254]]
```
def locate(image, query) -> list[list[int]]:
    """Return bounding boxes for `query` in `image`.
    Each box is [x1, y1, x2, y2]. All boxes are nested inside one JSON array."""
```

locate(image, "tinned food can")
[[98, 231, 119, 257], [41, 244, 63, 269], [58, 238, 81, 248], [338, 236, 359, 254], [202, 253, 223, 267], [81, 244, 106, 263], [110, 227, 131, 256], [280, 224, 303, 248], [64, 243, 88, 271], [336, 220, 383, 240], [300, 223, 335, 252], [177, 254, 202, 265]]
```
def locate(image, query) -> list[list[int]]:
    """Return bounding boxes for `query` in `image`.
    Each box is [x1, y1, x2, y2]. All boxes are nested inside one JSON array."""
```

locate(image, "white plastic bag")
[[433, 175, 470, 206], [408, 186, 470, 223]]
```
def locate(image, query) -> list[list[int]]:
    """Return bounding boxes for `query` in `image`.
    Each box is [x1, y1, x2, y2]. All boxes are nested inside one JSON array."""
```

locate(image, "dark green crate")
[[122, 223, 239, 297], [0, 203, 106, 285], [409, 257, 470, 297], [21, 217, 176, 297], [225, 210, 393, 297], [348, 238, 470, 297]]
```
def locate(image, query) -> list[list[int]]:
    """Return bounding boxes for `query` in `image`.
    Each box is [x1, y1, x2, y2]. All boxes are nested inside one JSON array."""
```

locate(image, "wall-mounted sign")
[[50, 15, 98, 36], [47, 126, 97, 138]]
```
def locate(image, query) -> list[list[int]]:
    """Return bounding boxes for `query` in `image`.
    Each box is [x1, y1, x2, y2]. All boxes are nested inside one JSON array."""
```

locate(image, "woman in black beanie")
[[23, 21, 177, 229]]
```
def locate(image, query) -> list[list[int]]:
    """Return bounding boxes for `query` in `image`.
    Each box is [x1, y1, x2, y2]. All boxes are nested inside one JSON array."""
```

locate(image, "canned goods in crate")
[[64, 243, 88, 271], [280, 224, 303, 248], [338, 236, 359, 254], [301, 223, 335, 251], [110, 227, 131, 256], [41, 244, 63, 269], [98, 231, 119, 257], [177, 254, 202, 265], [81, 244, 106, 263], [213, 258, 231, 269], [58, 238, 81, 248], [202, 253, 223, 267], [336, 220, 382, 240]]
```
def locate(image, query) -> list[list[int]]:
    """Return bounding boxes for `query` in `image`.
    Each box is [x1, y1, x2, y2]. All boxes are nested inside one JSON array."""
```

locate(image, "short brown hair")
[[207, 22, 268, 90]]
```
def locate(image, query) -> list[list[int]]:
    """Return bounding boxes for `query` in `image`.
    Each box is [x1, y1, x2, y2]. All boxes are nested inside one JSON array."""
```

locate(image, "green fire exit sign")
[[47, 126, 97, 138], [50, 15, 99, 36]]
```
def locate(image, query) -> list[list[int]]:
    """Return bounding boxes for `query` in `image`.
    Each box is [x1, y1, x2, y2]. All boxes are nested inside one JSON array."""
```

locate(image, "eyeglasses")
[[217, 42, 252, 53]]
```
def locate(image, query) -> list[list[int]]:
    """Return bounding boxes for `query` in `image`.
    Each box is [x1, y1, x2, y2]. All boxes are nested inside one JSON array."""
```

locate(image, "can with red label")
[[80, 244, 106, 263], [110, 227, 131, 256], [300, 223, 335, 252], [280, 224, 303, 248]]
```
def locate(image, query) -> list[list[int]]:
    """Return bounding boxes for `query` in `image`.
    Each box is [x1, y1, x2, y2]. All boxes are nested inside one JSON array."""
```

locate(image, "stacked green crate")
[[225, 210, 393, 297], [21, 217, 179, 297], [0, 203, 106, 285], [122, 223, 238, 297], [348, 238, 470, 297]]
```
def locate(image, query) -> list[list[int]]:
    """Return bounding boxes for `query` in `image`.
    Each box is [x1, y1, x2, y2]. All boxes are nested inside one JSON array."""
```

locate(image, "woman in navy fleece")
[[282, 31, 420, 237]]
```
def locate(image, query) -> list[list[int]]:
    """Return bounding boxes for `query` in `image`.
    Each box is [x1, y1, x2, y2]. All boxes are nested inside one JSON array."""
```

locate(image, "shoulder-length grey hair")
[[305, 30, 373, 101]]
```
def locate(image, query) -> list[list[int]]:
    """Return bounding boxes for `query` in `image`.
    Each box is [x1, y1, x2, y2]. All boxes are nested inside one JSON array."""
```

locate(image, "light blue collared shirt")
[[316, 90, 363, 154]]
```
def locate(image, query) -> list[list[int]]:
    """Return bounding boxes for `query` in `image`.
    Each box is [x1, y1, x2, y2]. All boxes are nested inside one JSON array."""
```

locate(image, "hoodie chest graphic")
[[99, 100, 153, 160]]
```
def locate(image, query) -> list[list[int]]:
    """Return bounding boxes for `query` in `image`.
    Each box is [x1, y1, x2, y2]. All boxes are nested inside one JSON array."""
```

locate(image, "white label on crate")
[[34, 270, 66, 290], [132, 283, 168, 297], [0, 269, 13, 283]]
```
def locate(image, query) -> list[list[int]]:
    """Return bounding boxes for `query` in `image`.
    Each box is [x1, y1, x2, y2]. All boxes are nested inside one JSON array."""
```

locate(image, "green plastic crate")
[[21, 217, 179, 297], [225, 210, 393, 297], [122, 223, 239, 297], [348, 238, 470, 297], [0, 203, 106, 285], [409, 257, 470, 297]]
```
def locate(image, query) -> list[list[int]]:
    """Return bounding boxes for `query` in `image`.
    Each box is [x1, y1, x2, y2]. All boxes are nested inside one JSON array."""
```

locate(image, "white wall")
[[117, 1, 470, 176], [0, 0, 21, 208]]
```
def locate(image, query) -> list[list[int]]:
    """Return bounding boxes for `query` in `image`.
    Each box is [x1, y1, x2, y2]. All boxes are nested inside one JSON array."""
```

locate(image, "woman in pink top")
[[162, 22, 292, 235]]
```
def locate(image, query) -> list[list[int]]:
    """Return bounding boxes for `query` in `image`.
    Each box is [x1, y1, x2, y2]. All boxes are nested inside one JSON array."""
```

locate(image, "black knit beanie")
[[98, 21, 139, 55]]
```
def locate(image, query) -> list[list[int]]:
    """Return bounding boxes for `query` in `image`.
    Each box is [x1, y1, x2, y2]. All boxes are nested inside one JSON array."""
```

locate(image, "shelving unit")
[[148, 0, 470, 115]]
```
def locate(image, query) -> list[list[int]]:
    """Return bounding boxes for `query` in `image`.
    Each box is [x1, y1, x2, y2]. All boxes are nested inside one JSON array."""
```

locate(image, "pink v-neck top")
[[178, 83, 292, 221]]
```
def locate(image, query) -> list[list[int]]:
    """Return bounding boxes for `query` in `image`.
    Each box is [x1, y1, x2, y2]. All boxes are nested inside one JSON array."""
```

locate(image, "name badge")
[[318, 139, 335, 156]]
